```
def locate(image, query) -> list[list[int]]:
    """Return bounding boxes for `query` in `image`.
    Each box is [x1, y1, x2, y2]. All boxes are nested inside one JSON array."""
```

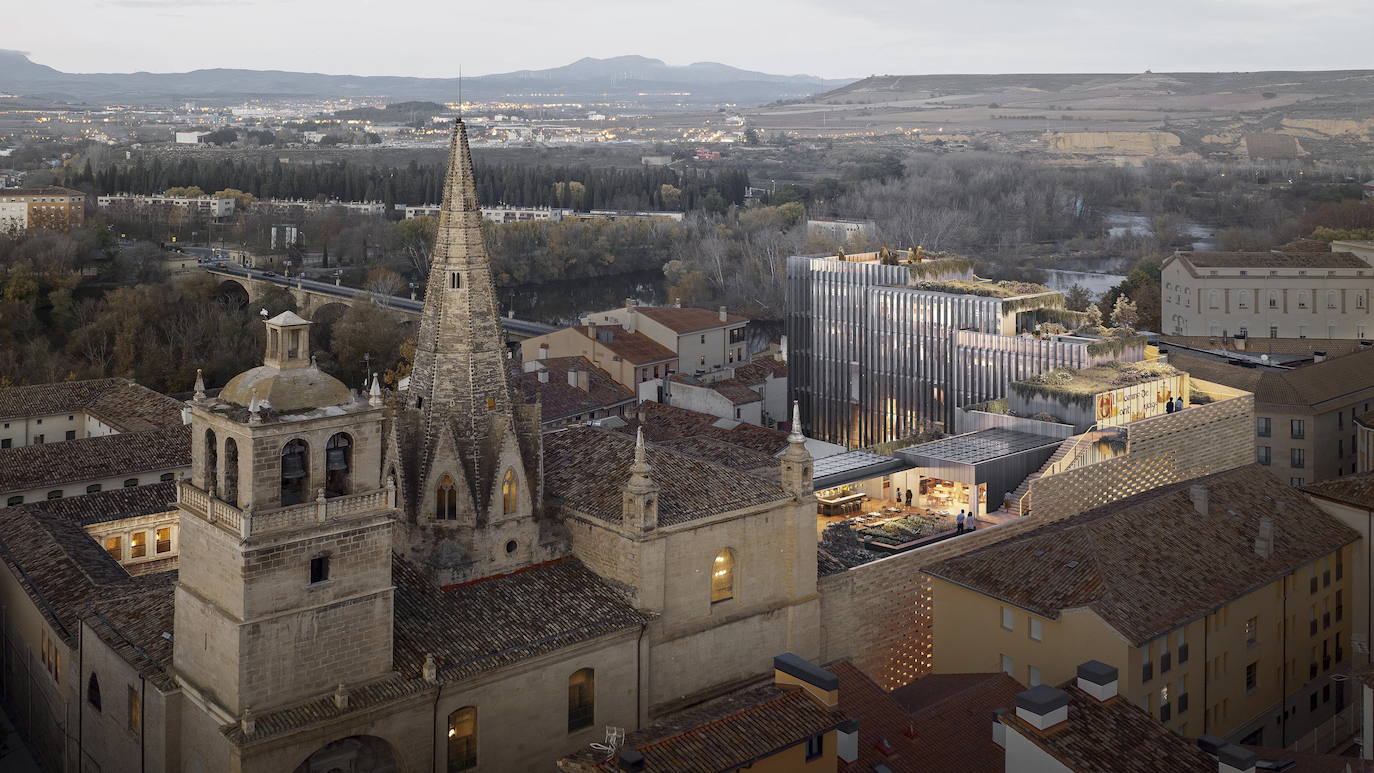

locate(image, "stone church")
[[0, 119, 820, 772]]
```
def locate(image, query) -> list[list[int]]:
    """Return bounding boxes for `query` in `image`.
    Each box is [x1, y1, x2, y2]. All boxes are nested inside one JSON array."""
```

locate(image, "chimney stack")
[[537, 343, 549, 360], [1014, 685, 1070, 731], [1075, 661, 1119, 701], [1216, 744, 1257, 773], [537, 368, 549, 384], [719, 305, 727, 322], [1190, 484, 1209, 517], [837, 718, 860, 763], [624, 301, 638, 332], [772, 653, 839, 708], [1313, 350, 1327, 364], [1254, 515, 1273, 559], [568, 367, 579, 388], [1232, 333, 1247, 351], [616, 748, 645, 773]]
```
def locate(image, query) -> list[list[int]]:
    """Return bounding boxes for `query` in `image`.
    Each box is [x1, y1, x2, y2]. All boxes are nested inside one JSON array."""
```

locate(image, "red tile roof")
[[514, 356, 635, 423], [925, 466, 1359, 645], [0, 378, 184, 430], [1305, 469, 1374, 511], [634, 306, 748, 333], [617, 401, 791, 456], [573, 325, 676, 364], [0, 424, 189, 493]]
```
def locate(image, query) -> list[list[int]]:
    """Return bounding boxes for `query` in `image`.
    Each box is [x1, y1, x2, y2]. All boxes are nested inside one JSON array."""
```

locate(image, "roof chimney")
[[1313, 350, 1327, 363], [1254, 515, 1273, 559], [616, 747, 645, 773], [1232, 333, 1247, 351], [1076, 661, 1119, 701], [537, 368, 549, 384], [992, 708, 1008, 748], [837, 718, 860, 763], [1014, 685, 1069, 731], [1190, 484, 1209, 517], [773, 653, 839, 708], [719, 305, 727, 322], [674, 297, 682, 308], [537, 343, 549, 359], [1216, 744, 1257, 773], [568, 367, 579, 388]]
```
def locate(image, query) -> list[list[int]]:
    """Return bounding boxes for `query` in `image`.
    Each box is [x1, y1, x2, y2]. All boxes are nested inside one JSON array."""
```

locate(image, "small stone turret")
[[621, 428, 659, 534], [779, 401, 813, 498]]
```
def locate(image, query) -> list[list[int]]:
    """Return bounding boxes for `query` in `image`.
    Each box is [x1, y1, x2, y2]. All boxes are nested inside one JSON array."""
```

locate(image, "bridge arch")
[[216, 278, 251, 308], [309, 302, 351, 355]]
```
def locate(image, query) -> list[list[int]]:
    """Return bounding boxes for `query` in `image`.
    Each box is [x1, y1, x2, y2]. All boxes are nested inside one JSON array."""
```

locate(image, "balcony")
[[178, 480, 394, 539]]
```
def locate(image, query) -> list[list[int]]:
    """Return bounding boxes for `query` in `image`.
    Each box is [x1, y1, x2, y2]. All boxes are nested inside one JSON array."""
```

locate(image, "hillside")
[[0, 51, 851, 108], [746, 70, 1374, 162]]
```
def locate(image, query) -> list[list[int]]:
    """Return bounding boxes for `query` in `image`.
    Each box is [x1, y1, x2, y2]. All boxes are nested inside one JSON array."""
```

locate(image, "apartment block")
[[97, 193, 235, 218], [1162, 249, 1374, 340], [925, 465, 1358, 749], [0, 186, 86, 232]]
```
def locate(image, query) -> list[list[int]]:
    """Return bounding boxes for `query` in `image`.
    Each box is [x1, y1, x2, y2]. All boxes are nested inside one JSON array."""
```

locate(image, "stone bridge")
[[203, 266, 557, 340]]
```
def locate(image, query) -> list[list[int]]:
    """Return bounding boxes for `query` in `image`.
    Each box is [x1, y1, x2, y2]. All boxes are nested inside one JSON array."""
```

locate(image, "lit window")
[[156, 527, 172, 554], [448, 707, 477, 771], [130, 532, 147, 558], [711, 548, 735, 603], [502, 469, 518, 514], [104, 536, 122, 560]]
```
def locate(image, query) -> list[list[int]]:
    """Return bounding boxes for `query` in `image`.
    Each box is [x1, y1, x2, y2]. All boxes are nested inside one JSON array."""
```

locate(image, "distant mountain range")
[[0, 51, 851, 107]]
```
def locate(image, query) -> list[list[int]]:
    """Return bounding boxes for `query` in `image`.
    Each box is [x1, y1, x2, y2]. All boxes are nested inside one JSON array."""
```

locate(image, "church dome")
[[220, 364, 354, 412]]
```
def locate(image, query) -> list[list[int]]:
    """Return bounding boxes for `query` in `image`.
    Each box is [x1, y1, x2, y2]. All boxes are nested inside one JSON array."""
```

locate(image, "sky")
[[5, 0, 1372, 79]]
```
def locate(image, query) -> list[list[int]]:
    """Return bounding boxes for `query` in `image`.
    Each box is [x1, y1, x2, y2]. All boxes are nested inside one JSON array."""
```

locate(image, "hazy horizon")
[[7, 0, 1372, 81]]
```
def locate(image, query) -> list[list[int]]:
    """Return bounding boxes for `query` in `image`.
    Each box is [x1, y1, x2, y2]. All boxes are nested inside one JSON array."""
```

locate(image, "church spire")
[[780, 401, 812, 498], [407, 118, 513, 439]]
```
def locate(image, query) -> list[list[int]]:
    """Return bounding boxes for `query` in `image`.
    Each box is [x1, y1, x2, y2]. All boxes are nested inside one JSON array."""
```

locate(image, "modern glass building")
[[787, 251, 1119, 448]]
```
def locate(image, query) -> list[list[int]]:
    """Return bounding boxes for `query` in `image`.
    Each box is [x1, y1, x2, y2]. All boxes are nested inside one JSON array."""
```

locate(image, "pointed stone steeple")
[[779, 401, 813, 498], [622, 427, 659, 534], [407, 118, 513, 437]]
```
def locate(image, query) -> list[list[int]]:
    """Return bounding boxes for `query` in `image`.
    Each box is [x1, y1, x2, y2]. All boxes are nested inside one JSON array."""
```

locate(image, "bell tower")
[[174, 313, 396, 741]]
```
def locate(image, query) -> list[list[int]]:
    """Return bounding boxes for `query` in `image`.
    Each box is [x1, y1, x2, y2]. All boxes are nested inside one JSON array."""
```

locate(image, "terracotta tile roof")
[[1170, 348, 1374, 407], [582, 683, 847, 773], [1176, 250, 1369, 269], [708, 379, 763, 405], [634, 305, 748, 333], [1160, 336, 1371, 359], [655, 436, 781, 480], [616, 401, 791, 456], [1304, 469, 1374, 510], [0, 378, 184, 430], [0, 186, 86, 197], [855, 671, 1023, 773], [0, 424, 190, 493], [514, 356, 635, 422], [0, 484, 179, 688], [731, 359, 787, 385], [573, 325, 676, 364], [827, 661, 920, 773], [544, 425, 789, 526], [86, 584, 177, 691], [1001, 683, 1214, 772], [231, 554, 650, 746], [925, 466, 1359, 645]]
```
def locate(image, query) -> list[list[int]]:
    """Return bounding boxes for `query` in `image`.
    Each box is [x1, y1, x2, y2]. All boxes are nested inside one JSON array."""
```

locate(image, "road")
[[203, 265, 557, 338]]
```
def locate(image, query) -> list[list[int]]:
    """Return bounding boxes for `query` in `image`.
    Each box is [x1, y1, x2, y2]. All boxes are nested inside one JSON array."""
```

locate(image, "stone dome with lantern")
[[219, 310, 354, 412]]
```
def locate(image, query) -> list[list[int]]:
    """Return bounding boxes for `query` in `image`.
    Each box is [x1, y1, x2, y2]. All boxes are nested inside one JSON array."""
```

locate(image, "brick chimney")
[[1076, 660, 1119, 701], [1190, 484, 1209, 517], [1313, 350, 1327, 363], [1013, 685, 1069, 731]]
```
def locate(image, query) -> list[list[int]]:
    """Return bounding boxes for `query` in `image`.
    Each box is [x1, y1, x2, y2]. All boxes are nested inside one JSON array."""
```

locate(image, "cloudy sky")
[[7, 0, 1371, 78]]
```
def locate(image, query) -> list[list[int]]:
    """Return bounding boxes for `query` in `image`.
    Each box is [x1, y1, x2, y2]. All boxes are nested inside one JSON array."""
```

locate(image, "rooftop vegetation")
[[1011, 360, 1181, 405], [909, 277, 1055, 300]]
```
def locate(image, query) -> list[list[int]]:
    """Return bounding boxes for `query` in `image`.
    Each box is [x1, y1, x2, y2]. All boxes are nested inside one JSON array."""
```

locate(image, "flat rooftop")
[[898, 428, 1062, 466], [1176, 250, 1369, 269], [812, 449, 914, 488], [1011, 361, 1181, 398]]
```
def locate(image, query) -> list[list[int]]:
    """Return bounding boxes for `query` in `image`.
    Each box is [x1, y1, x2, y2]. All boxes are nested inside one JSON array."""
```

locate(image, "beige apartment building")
[[520, 323, 677, 388], [1161, 249, 1374, 339], [1168, 346, 1374, 484], [0, 186, 86, 232], [925, 465, 1358, 750], [580, 302, 750, 374]]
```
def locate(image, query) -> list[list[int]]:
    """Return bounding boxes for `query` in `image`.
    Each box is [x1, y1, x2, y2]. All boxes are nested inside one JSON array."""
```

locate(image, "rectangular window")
[[0, 439, 9, 449], [1028, 665, 1041, 687], [1291, 420, 1305, 439], [1161, 651, 1172, 674], [310, 556, 330, 584], [1245, 662, 1257, 692], [130, 531, 147, 558], [1257, 446, 1270, 465], [155, 527, 172, 554], [1256, 417, 1271, 437], [104, 536, 122, 560], [1029, 618, 1042, 641], [1291, 477, 1305, 487], [128, 686, 141, 733], [805, 734, 823, 761], [1291, 448, 1305, 469], [1001, 654, 1014, 676], [64, 430, 75, 441], [1001, 607, 1014, 631]]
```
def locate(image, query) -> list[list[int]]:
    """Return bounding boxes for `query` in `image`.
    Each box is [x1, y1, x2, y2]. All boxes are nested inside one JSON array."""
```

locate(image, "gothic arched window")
[[711, 548, 736, 603], [568, 668, 594, 732], [223, 437, 239, 505], [280, 439, 309, 506], [437, 475, 457, 520], [502, 470, 518, 514], [447, 706, 477, 772], [325, 433, 352, 498], [204, 428, 218, 494]]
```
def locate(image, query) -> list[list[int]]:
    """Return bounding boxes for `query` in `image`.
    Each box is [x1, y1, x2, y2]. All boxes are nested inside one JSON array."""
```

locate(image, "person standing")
[[955, 510, 966, 534], [967, 511, 976, 531]]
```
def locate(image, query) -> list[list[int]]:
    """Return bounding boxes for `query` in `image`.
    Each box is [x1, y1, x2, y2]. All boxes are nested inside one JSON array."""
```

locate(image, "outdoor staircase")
[[1004, 428, 1115, 517]]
